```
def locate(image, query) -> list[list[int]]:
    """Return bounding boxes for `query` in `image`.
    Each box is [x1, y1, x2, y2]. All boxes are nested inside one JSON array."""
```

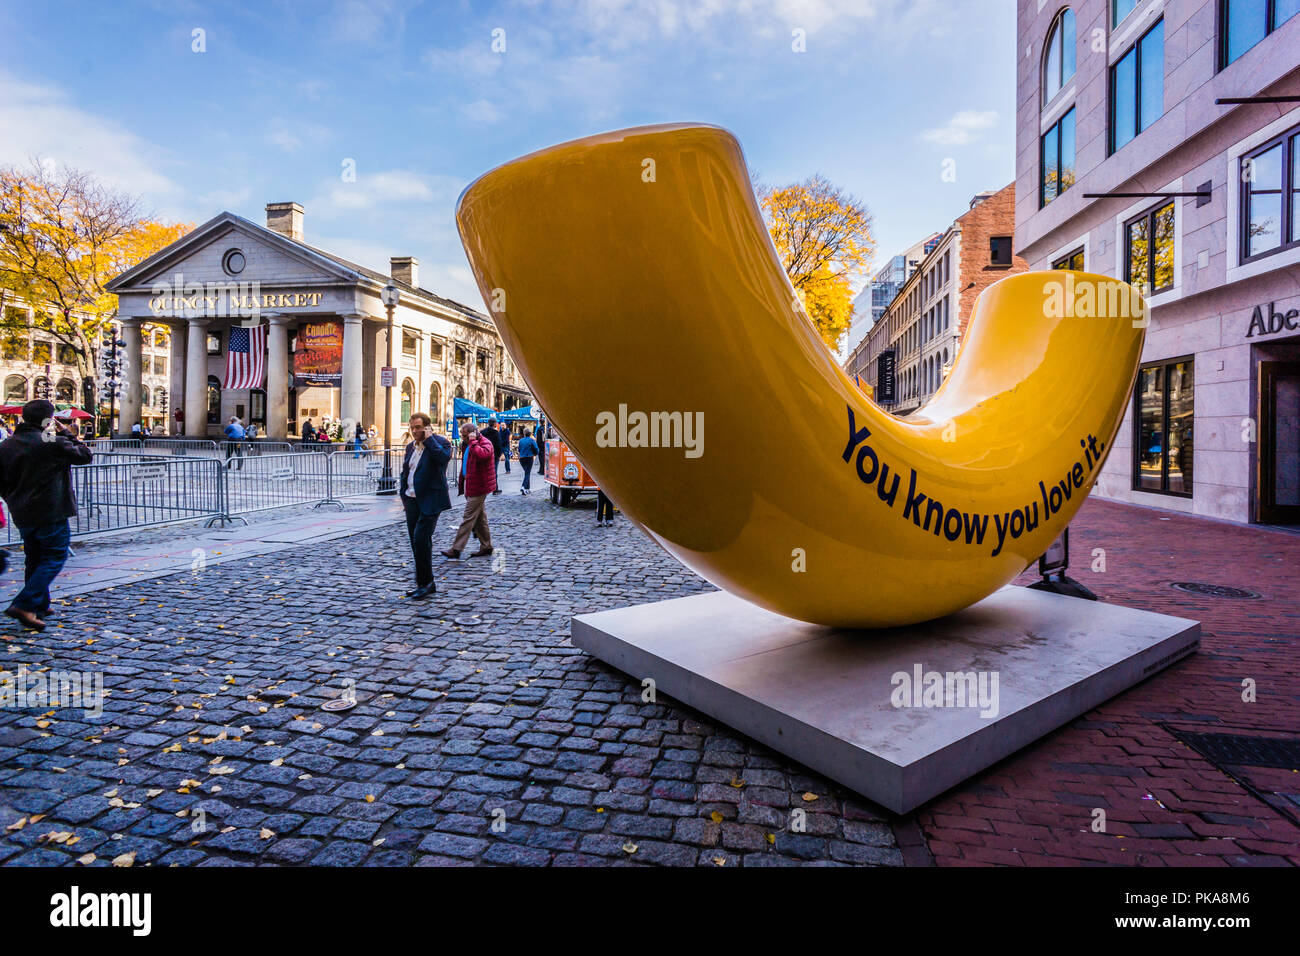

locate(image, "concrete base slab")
[[571, 587, 1200, 814]]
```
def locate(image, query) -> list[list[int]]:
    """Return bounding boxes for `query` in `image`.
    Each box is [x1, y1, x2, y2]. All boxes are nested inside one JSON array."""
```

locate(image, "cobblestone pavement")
[[3, 483, 1296, 867], [0, 481, 906, 867]]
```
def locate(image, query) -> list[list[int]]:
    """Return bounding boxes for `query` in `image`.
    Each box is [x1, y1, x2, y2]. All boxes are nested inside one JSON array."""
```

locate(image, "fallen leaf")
[[111, 851, 136, 867]]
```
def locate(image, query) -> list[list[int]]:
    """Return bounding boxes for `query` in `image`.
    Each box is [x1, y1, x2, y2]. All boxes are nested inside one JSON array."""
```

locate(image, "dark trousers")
[[597, 490, 614, 522], [520, 456, 534, 489], [12, 520, 71, 614], [402, 496, 440, 588], [225, 441, 244, 469], [503, 452, 511, 473]]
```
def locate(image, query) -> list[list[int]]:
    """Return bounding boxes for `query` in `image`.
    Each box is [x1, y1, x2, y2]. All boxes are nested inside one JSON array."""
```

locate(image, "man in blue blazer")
[[399, 412, 452, 599]]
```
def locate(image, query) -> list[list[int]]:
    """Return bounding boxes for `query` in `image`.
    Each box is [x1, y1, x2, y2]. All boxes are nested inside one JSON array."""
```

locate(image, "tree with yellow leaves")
[[760, 174, 875, 352], [0, 159, 191, 407]]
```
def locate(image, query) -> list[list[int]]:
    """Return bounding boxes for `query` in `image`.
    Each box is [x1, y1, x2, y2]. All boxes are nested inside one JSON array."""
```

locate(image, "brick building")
[[849, 183, 1028, 414]]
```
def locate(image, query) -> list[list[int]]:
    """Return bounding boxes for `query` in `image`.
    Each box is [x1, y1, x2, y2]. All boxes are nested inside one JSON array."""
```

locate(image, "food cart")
[[540, 420, 599, 505]]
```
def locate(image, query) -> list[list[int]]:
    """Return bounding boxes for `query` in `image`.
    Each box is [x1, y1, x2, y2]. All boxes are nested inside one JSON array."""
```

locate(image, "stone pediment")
[[107, 213, 358, 294]]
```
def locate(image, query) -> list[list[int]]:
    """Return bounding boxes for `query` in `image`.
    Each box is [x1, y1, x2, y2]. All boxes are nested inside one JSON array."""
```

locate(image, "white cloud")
[[921, 110, 1000, 147], [0, 70, 178, 203], [461, 98, 502, 124]]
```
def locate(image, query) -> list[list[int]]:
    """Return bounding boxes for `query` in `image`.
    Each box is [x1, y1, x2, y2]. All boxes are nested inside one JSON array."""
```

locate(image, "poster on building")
[[294, 320, 343, 388]]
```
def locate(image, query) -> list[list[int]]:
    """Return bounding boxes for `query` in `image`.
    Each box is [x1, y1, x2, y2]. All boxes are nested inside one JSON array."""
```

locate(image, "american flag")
[[224, 323, 266, 390]]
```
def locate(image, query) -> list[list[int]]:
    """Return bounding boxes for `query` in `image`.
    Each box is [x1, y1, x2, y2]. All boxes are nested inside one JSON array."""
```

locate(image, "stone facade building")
[[849, 184, 1028, 414], [105, 202, 531, 441], [1015, 0, 1300, 524]]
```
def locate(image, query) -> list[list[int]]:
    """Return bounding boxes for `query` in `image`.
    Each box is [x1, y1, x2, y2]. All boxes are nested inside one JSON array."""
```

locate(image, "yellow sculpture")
[[457, 124, 1146, 627]]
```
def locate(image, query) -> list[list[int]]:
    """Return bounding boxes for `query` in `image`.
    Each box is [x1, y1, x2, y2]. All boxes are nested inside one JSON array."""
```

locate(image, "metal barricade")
[[218, 451, 334, 518], [141, 437, 220, 457], [71, 457, 224, 535], [315, 447, 400, 507]]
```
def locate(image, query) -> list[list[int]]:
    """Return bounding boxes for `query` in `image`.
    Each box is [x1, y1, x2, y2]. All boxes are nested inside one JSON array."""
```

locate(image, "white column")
[[184, 317, 210, 437], [341, 313, 364, 436], [118, 317, 144, 437], [266, 315, 290, 439]]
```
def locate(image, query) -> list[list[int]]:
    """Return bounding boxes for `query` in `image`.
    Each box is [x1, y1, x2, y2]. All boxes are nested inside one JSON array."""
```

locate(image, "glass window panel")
[[1042, 126, 1059, 204], [1276, 0, 1300, 28], [1249, 142, 1283, 190], [1153, 202, 1175, 291], [1292, 137, 1300, 243], [1225, 0, 1268, 64], [1113, 50, 1137, 151], [1060, 109, 1076, 192], [1138, 20, 1163, 132], [1114, 0, 1138, 26], [1046, 30, 1061, 101], [1061, 10, 1076, 83], [32, 341, 51, 363], [1137, 367, 1164, 490], [1166, 362, 1193, 494], [1249, 191, 1283, 255], [1127, 217, 1150, 290]]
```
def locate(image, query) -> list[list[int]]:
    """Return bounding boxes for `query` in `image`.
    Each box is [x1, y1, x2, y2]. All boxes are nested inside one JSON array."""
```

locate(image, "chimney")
[[390, 256, 419, 288], [266, 202, 304, 242]]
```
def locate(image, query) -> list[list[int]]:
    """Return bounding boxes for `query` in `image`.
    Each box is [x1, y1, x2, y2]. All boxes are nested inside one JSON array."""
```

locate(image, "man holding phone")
[[0, 400, 93, 630]]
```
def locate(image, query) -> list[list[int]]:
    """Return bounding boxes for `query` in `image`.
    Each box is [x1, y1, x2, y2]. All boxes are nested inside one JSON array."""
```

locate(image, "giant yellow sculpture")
[[456, 124, 1146, 627]]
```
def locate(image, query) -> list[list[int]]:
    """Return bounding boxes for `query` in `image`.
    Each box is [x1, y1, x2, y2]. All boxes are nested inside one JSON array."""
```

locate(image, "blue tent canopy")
[[497, 404, 538, 422], [452, 396, 496, 420]]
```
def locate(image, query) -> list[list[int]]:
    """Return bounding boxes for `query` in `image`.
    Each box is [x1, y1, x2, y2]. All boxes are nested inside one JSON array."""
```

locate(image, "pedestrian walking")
[[442, 422, 495, 559], [502, 426, 512, 474], [399, 412, 451, 599], [0, 400, 93, 630], [353, 421, 366, 458], [480, 418, 504, 494], [223, 416, 245, 470], [597, 488, 616, 526], [517, 428, 538, 495]]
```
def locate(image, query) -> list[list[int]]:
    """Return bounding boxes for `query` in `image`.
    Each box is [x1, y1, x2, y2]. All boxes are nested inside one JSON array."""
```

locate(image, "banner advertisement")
[[294, 320, 343, 388]]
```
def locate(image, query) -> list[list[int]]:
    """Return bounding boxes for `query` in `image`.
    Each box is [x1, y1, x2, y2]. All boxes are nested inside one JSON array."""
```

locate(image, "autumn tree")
[[759, 174, 875, 351], [0, 159, 191, 406]]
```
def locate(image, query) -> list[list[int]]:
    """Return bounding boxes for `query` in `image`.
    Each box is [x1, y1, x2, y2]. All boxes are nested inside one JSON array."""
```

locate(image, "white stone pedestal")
[[571, 587, 1199, 814]]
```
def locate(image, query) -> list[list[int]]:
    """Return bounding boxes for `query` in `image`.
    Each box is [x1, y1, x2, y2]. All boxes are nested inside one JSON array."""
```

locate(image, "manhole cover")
[[1170, 582, 1261, 599], [454, 615, 484, 627], [320, 698, 357, 712], [1172, 731, 1300, 770]]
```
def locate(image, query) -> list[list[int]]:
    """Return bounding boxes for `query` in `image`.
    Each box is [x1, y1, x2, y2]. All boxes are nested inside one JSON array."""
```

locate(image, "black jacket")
[[481, 426, 502, 457], [399, 434, 452, 516], [0, 423, 94, 527]]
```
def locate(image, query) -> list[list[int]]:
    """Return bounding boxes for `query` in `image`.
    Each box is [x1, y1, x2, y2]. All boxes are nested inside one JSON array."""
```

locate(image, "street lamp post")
[[378, 282, 400, 494]]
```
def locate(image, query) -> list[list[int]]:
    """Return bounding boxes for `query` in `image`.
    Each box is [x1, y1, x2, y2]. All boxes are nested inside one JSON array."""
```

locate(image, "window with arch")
[[5, 375, 27, 403], [207, 375, 221, 425], [454, 385, 465, 400], [400, 378, 414, 424], [1043, 8, 1076, 105], [475, 388, 485, 405], [430, 383, 441, 420]]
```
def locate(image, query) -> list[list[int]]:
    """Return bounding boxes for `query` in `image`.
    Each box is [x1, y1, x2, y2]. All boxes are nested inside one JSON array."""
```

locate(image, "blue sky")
[[0, 0, 1017, 310]]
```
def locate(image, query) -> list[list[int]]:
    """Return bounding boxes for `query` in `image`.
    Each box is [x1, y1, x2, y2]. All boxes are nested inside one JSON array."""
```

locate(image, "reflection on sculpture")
[[456, 124, 1146, 628]]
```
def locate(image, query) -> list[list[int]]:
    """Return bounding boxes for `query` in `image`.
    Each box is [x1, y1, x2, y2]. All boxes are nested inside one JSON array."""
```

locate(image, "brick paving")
[[1, 488, 1296, 867]]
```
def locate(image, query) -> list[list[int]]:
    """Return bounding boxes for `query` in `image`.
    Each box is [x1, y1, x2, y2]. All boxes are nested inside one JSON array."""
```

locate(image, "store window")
[[1134, 357, 1193, 496], [250, 389, 266, 426], [1043, 9, 1077, 104], [1240, 122, 1299, 262], [206, 375, 221, 425], [1040, 107, 1077, 207], [4, 375, 27, 403], [1125, 199, 1176, 295], [401, 330, 418, 361], [206, 332, 222, 355], [400, 379, 413, 423], [430, 338, 443, 362], [1111, 18, 1164, 153], [1221, 0, 1300, 68], [1053, 247, 1086, 270]]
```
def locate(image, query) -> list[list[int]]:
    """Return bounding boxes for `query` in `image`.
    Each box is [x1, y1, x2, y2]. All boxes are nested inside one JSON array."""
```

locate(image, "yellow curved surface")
[[456, 124, 1145, 627]]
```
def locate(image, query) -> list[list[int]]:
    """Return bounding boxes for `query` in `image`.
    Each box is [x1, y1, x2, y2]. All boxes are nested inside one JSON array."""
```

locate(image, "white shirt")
[[404, 442, 423, 497]]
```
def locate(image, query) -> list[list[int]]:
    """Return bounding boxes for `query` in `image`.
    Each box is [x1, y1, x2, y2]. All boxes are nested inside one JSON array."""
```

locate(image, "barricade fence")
[[1, 446, 411, 544]]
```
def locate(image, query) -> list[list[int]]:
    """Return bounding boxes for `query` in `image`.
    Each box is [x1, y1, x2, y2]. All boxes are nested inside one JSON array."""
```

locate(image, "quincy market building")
[[105, 202, 530, 441], [1015, 0, 1300, 526]]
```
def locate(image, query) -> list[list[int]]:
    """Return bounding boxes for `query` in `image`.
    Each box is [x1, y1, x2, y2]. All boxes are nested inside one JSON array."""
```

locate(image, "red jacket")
[[464, 435, 497, 496]]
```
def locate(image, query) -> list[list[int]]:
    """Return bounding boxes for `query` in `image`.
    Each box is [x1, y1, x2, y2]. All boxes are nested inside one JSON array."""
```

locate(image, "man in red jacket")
[[442, 422, 495, 558]]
